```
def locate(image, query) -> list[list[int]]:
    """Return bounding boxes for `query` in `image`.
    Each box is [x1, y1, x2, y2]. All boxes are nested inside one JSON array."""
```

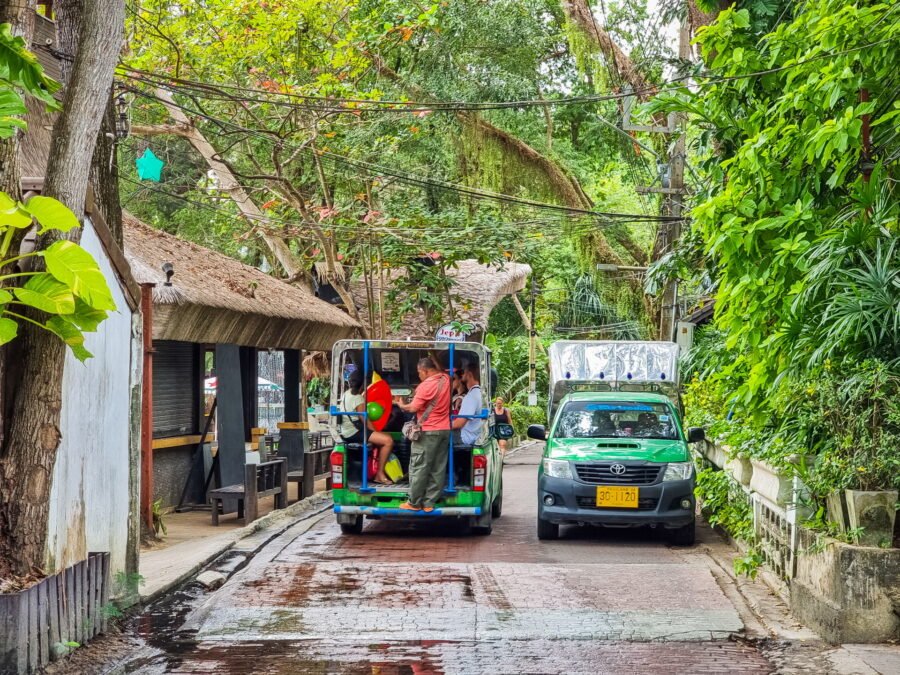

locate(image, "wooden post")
[[302, 449, 316, 500], [140, 283, 155, 532], [244, 463, 258, 524], [276, 459, 287, 509]]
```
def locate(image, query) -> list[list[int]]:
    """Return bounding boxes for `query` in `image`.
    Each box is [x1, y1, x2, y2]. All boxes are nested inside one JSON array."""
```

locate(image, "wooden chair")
[[209, 458, 287, 525]]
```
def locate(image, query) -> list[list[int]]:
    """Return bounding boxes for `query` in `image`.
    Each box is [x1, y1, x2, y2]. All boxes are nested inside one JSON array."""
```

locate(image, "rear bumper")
[[334, 505, 482, 517], [538, 474, 694, 528]]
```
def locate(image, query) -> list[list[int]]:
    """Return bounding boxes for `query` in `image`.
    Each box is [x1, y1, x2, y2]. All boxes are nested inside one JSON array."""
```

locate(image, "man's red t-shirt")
[[411, 373, 451, 431]]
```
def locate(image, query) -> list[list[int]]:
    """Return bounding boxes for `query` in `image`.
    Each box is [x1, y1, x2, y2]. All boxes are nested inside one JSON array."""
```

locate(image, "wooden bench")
[[209, 458, 287, 525], [287, 448, 333, 501]]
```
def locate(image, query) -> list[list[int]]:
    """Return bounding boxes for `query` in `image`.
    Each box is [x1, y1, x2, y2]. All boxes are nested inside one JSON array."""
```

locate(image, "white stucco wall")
[[47, 218, 136, 577]]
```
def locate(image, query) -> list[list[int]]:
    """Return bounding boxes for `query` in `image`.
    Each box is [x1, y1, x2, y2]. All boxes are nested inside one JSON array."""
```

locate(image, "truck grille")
[[574, 462, 663, 485], [576, 496, 659, 511]]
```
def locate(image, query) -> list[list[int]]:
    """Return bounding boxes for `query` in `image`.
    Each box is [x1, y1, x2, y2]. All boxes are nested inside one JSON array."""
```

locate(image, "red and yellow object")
[[366, 372, 392, 431]]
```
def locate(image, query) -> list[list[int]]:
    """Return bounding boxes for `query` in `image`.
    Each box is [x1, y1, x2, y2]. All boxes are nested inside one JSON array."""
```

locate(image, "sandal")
[[399, 502, 422, 511]]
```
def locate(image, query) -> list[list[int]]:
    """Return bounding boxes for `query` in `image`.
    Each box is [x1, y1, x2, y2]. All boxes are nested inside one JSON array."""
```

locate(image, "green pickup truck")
[[527, 340, 705, 545]]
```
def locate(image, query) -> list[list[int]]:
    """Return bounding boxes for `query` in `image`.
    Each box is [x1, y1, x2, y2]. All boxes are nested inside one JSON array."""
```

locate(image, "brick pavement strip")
[[122, 447, 778, 674]]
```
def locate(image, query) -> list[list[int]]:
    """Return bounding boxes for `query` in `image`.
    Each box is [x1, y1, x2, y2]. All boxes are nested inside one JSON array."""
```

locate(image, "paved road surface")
[[122, 444, 776, 674]]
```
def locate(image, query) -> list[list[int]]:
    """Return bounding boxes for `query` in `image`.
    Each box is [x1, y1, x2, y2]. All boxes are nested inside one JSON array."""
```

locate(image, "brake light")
[[330, 451, 344, 489], [473, 455, 487, 492]]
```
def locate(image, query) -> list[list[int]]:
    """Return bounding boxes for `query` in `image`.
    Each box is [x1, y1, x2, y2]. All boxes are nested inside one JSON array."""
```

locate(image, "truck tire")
[[339, 515, 364, 535], [491, 488, 503, 518], [537, 517, 559, 541], [667, 519, 695, 546], [472, 510, 493, 536]]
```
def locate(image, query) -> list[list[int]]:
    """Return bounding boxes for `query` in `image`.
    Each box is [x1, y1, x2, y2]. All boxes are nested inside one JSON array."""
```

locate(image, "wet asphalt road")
[[121, 444, 775, 674]]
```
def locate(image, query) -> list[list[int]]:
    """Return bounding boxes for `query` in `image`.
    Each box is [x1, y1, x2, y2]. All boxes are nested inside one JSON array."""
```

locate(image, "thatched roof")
[[351, 259, 531, 339], [123, 213, 360, 350]]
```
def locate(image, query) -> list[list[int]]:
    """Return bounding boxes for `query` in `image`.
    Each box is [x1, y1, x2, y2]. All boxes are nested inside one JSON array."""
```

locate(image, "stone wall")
[[792, 529, 900, 644]]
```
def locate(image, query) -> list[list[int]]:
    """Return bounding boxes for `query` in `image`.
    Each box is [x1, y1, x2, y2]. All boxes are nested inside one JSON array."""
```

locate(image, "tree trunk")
[[0, 0, 124, 578], [0, 0, 36, 522], [561, 0, 655, 99], [0, 0, 36, 197], [89, 94, 123, 243]]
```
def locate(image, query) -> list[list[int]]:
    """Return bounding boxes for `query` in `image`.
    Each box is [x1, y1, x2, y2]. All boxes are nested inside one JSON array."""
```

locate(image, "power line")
[[127, 86, 682, 224], [117, 34, 899, 115]]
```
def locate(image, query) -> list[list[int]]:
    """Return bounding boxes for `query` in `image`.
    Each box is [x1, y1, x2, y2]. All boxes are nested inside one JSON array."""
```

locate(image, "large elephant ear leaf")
[[0, 316, 17, 345], [44, 316, 92, 361], [59, 298, 108, 332], [43, 240, 116, 311], [24, 195, 81, 234], [14, 274, 76, 314]]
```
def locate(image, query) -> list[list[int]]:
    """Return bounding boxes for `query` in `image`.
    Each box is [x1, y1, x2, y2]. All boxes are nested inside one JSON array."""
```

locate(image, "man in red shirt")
[[397, 357, 451, 512]]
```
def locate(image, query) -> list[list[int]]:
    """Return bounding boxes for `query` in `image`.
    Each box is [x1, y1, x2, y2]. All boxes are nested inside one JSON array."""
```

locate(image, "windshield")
[[554, 401, 679, 440]]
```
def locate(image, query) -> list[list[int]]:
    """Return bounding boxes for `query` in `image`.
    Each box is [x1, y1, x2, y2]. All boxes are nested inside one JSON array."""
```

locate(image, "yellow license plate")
[[596, 486, 639, 508]]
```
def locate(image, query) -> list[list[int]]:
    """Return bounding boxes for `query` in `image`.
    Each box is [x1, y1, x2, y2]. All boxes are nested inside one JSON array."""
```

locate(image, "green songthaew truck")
[[527, 340, 705, 545]]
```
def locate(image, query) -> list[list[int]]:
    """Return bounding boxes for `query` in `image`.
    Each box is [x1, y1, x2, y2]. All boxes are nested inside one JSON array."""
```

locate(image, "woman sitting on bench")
[[340, 369, 396, 485]]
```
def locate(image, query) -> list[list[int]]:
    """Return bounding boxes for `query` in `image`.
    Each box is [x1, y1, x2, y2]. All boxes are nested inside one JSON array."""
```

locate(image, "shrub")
[[507, 403, 545, 435]]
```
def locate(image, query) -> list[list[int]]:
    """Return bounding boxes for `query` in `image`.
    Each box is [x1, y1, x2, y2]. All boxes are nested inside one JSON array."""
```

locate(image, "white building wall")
[[46, 217, 135, 577]]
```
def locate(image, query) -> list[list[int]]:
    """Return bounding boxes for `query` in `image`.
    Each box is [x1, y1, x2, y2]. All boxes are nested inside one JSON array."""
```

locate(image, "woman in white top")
[[340, 369, 395, 484]]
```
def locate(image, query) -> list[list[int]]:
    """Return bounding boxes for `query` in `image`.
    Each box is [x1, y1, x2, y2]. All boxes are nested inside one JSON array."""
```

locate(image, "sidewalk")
[[138, 486, 332, 604]]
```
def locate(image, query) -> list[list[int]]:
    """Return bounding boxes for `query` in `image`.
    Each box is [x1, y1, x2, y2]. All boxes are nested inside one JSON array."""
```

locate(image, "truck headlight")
[[663, 462, 694, 482], [542, 458, 573, 480]]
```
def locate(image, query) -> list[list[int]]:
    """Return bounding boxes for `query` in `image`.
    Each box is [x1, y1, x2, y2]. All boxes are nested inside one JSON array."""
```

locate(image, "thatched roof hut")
[[351, 259, 531, 339], [123, 213, 360, 350]]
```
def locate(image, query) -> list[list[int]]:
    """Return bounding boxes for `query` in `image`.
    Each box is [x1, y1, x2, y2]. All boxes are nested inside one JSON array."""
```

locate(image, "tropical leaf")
[[0, 88, 26, 138], [0, 288, 11, 304], [24, 195, 81, 234], [0, 22, 61, 107], [0, 190, 31, 230], [59, 298, 108, 332], [43, 240, 116, 311], [0, 315, 16, 344], [44, 316, 92, 361], [13, 273, 76, 314]]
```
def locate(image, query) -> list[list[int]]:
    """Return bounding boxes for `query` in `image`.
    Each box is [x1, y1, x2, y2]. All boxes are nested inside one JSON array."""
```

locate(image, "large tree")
[[0, 0, 125, 577]]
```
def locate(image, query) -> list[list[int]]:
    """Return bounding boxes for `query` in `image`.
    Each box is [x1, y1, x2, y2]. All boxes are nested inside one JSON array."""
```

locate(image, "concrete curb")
[[137, 492, 333, 606]]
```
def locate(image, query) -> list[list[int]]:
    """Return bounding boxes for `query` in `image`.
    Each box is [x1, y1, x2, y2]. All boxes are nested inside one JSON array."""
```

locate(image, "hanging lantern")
[[114, 89, 130, 140]]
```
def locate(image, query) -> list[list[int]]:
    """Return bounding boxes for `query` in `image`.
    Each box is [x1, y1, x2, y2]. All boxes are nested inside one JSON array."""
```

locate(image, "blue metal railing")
[[446, 342, 489, 494], [329, 340, 490, 497], [329, 341, 375, 493]]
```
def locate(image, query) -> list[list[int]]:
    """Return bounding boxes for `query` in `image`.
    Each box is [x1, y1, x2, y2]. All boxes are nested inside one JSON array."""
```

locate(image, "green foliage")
[[647, 1, 900, 404], [687, 357, 900, 500], [507, 403, 546, 434], [151, 498, 167, 536], [0, 22, 60, 137], [0, 194, 114, 361], [694, 466, 754, 542], [733, 548, 763, 579], [306, 377, 330, 407]]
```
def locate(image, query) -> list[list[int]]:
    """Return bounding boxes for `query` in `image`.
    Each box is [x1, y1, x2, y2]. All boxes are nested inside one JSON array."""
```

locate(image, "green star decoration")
[[135, 148, 164, 182]]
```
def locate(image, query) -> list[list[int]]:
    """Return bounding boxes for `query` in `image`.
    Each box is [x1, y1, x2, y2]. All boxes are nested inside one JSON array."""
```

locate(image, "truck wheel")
[[491, 488, 503, 518], [667, 519, 695, 546], [339, 516, 364, 535], [472, 510, 493, 536], [537, 517, 558, 541]]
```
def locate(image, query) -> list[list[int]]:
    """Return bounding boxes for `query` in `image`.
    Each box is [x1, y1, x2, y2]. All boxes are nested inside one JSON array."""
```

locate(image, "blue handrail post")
[[446, 343, 456, 494], [359, 340, 374, 493]]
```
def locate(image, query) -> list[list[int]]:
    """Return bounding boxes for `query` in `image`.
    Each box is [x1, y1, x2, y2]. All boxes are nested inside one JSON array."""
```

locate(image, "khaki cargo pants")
[[408, 429, 451, 508]]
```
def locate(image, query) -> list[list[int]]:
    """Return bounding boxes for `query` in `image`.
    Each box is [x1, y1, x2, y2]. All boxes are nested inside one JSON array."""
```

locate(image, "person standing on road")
[[397, 358, 451, 512], [493, 396, 512, 455]]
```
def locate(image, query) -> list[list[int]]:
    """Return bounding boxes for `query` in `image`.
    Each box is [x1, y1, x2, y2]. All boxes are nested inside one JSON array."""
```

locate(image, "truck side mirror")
[[687, 427, 705, 443], [494, 423, 515, 440], [527, 424, 546, 441]]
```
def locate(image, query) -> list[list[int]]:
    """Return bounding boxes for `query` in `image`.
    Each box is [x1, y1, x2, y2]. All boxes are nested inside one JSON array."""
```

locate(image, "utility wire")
[[117, 34, 899, 114]]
